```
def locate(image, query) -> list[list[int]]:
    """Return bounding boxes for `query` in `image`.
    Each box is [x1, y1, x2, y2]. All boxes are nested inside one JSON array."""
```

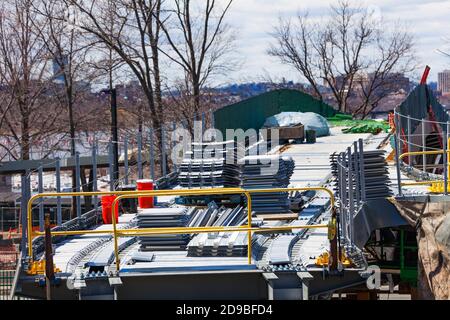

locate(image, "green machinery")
[[365, 227, 418, 287]]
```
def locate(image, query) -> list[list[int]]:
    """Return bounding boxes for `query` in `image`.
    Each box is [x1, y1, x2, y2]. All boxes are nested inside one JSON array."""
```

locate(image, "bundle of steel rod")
[[239, 155, 295, 214], [178, 140, 241, 188]]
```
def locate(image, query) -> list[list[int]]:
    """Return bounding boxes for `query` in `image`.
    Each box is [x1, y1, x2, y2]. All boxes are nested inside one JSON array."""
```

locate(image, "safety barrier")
[[398, 150, 448, 192], [26, 187, 335, 271], [394, 109, 450, 195]]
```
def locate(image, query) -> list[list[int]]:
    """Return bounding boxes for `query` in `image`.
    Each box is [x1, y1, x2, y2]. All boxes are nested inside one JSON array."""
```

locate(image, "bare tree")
[[64, 0, 168, 174], [157, 0, 236, 127], [269, 0, 416, 116], [0, 0, 65, 160], [32, 1, 98, 156]]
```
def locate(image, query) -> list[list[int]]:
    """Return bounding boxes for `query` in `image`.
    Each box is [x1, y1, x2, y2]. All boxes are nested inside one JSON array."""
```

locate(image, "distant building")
[[438, 70, 450, 96]]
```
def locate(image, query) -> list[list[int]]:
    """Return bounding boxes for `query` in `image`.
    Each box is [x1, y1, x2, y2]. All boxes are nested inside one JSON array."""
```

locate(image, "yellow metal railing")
[[398, 150, 448, 191], [110, 187, 335, 267], [26, 188, 246, 257], [398, 150, 444, 161], [26, 187, 335, 271]]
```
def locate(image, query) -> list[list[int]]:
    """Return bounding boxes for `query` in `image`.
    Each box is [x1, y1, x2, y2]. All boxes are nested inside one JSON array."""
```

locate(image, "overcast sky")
[[220, 0, 450, 85]]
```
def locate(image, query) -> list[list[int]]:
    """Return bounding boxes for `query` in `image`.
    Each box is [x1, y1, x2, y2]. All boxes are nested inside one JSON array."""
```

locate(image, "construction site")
[[0, 0, 450, 304], [0, 66, 448, 301]]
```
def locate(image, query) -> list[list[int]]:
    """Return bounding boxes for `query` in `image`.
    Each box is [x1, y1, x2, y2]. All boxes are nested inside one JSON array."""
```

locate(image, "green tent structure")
[[213, 89, 337, 134]]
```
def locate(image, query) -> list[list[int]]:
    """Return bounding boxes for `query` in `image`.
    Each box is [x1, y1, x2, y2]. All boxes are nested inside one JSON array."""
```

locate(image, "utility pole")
[[111, 88, 119, 186]]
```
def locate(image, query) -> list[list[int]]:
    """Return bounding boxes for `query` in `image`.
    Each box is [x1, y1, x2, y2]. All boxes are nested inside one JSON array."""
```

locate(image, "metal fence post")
[[347, 147, 354, 246], [108, 141, 114, 191], [210, 109, 215, 129], [75, 152, 81, 219], [407, 115, 412, 166], [149, 128, 155, 181], [124, 135, 129, 185], [38, 163, 44, 232], [445, 123, 449, 195], [92, 143, 98, 213], [353, 142, 360, 205], [172, 121, 177, 172], [358, 139, 366, 202], [137, 131, 143, 179], [421, 119, 426, 172], [55, 158, 62, 226], [20, 172, 30, 259], [337, 154, 346, 242], [394, 113, 403, 196], [397, 112, 402, 156], [161, 126, 167, 176], [201, 112, 206, 134]]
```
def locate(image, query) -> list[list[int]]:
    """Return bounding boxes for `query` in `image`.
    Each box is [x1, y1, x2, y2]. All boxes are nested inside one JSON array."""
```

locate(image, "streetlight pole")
[[102, 87, 119, 188], [111, 88, 119, 186]]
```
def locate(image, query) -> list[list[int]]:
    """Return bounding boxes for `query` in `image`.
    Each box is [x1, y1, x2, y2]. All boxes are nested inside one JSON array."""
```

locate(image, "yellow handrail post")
[[447, 137, 450, 188]]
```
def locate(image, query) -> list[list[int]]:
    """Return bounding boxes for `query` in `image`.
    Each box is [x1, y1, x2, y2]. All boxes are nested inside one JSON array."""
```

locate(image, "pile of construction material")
[[238, 155, 295, 214], [187, 204, 247, 229], [187, 205, 249, 257], [361, 150, 392, 199], [330, 149, 392, 200], [137, 205, 248, 252], [187, 231, 248, 257], [178, 140, 241, 188], [137, 207, 196, 251]]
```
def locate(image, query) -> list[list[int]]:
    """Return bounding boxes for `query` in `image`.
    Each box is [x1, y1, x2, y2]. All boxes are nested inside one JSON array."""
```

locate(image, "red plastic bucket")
[[136, 179, 154, 209], [101, 195, 119, 224]]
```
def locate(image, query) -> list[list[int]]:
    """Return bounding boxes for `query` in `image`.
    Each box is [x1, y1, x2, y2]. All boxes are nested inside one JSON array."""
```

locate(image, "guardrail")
[[394, 109, 450, 195], [397, 150, 448, 191], [26, 187, 335, 271]]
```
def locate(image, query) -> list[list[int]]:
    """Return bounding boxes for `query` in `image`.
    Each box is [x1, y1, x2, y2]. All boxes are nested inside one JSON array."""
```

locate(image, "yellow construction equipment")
[[26, 261, 61, 276], [315, 251, 352, 268]]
